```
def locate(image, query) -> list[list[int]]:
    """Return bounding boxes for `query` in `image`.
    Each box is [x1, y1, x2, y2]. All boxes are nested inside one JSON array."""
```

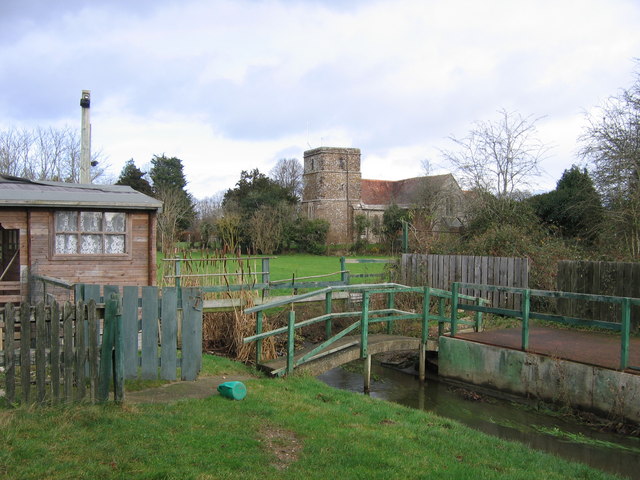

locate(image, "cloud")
[[0, 0, 639, 198]]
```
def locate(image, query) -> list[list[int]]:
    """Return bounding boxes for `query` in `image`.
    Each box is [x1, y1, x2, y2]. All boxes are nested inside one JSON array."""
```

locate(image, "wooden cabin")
[[0, 175, 163, 304]]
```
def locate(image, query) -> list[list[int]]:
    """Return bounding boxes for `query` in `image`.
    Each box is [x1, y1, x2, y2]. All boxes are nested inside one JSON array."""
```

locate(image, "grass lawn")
[[159, 252, 394, 289], [0, 355, 620, 480]]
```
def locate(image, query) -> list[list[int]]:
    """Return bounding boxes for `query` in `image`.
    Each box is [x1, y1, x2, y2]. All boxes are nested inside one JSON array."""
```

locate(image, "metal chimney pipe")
[[80, 90, 91, 184]]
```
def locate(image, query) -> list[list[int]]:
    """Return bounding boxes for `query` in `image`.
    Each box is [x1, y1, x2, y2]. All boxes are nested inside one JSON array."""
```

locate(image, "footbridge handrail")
[[243, 283, 489, 377], [450, 282, 637, 371]]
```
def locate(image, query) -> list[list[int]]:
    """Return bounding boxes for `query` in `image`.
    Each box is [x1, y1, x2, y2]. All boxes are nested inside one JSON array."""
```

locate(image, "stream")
[[318, 359, 640, 479]]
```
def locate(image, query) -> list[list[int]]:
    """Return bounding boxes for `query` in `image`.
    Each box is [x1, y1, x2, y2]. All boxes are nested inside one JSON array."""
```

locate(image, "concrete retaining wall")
[[438, 336, 640, 424]]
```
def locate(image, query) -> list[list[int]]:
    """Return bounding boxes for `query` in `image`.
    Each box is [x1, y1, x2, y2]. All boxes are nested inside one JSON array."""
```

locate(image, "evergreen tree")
[[149, 154, 195, 245], [530, 166, 603, 245], [116, 159, 153, 196], [222, 168, 298, 250]]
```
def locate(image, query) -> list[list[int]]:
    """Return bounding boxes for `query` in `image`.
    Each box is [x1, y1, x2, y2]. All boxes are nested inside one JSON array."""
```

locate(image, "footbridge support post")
[[363, 354, 372, 394], [419, 286, 430, 382]]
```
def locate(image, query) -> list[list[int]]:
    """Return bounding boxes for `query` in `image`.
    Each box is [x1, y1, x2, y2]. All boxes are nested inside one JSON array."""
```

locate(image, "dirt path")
[[125, 374, 255, 404]]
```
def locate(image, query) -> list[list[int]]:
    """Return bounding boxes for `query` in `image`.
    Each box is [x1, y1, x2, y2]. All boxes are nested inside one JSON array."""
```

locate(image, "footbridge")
[[242, 283, 488, 382]]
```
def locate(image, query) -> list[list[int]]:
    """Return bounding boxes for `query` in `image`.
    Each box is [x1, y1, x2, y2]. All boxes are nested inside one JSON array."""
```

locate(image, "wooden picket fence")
[[1, 299, 103, 405], [557, 260, 640, 329], [399, 254, 529, 309], [1, 286, 203, 406]]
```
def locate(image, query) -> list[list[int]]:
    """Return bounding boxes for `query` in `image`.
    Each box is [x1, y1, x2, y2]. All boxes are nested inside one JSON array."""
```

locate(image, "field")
[[158, 253, 394, 291], [0, 355, 619, 480]]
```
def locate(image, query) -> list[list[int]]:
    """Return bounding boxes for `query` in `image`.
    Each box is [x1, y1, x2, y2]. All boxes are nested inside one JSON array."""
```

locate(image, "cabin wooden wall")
[[0, 208, 157, 294]]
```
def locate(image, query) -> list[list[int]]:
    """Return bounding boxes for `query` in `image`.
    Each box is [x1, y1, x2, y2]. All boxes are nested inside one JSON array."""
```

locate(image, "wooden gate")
[[75, 285, 203, 382]]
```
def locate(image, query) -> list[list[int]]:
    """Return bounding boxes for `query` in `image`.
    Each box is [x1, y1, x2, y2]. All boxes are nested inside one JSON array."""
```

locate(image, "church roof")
[[361, 174, 454, 205]]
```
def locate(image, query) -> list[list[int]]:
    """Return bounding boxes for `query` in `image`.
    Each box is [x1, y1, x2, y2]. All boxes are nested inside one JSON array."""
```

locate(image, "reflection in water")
[[318, 361, 640, 479]]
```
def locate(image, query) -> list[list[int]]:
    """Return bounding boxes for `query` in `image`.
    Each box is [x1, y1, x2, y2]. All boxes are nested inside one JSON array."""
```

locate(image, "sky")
[[1, 0, 639, 200]]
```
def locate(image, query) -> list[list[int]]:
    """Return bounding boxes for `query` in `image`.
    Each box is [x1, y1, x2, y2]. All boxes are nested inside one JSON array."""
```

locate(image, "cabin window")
[[54, 211, 127, 255]]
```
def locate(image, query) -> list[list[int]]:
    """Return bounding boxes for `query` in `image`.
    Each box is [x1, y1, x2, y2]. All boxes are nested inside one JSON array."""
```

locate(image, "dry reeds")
[[166, 248, 277, 363]]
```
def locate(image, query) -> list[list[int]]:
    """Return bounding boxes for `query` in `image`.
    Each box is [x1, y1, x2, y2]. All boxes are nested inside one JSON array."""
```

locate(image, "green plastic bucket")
[[217, 381, 247, 400]]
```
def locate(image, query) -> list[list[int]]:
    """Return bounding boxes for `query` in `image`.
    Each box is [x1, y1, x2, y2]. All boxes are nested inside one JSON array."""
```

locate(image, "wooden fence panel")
[[4, 303, 15, 404], [74, 284, 202, 382], [160, 287, 178, 381], [1, 286, 203, 406], [0, 301, 99, 406], [122, 286, 139, 380], [75, 303, 86, 401], [181, 287, 202, 381], [557, 260, 640, 328], [20, 303, 30, 404], [35, 302, 46, 404], [50, 301, 60, 403], [141, 286, 159, 380], [400, 254, 529, 309]]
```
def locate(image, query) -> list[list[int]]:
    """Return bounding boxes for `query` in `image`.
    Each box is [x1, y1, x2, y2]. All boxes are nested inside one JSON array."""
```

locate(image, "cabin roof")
[[0, 175, 163, 211]]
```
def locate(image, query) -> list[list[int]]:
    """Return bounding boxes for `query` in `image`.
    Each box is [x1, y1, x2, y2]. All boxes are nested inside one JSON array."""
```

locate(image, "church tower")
[[302, 147, 362, 244]]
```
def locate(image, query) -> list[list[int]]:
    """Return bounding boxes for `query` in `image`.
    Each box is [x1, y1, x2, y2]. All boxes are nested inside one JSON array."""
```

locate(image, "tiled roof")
[[361, 174, 454, 205]]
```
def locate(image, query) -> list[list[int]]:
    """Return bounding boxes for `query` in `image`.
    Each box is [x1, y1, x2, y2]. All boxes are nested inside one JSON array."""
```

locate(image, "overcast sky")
[[1, 0, 639, 199]]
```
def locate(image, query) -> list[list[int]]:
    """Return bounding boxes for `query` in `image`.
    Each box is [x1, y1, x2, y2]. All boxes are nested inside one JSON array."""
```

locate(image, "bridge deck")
[[257, 334, 424, 376], [457, 326, 640, 373]]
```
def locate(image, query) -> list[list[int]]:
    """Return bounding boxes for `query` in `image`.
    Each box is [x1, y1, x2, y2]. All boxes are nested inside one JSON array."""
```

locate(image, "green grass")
[[0, 356, 620, 480], [159, 252, 393, 290]]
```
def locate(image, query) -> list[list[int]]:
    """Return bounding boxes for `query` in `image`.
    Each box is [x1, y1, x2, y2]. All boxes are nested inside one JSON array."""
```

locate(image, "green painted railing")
[[242, 283, 488, 376], [450, 282, 638, 371]]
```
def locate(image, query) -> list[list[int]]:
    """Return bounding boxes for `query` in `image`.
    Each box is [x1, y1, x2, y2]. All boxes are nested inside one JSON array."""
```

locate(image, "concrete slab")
[[456, 326, 639, 373]]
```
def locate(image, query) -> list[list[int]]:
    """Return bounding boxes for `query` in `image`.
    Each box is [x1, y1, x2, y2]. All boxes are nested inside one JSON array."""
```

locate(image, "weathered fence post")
[[75, 301, 86, 401], [387, 291, 396, 334], [261, 257, 270, 298], [450, 283, 459, 337], [437, 297, 445, 337], [87, 299, 99, 402], [255, 310, 263, 365], [325, 291, 333, 340], [621, 297, 631, 370], [287, 310, 295, 374], [363, 354, 372, 394], [181, 287, 203, 381], [474, 297, 483, 332], [19, 302, 31, 404], [113, 294, 124, 404], [50, 301, 60, 403], [4, 303, 16, 404], [521, 289, 530, 351], [419, 287, 430, 382], [340, 257, 347, 285], [98, 293, 124, 403], [360, 291, 370, 358], [63, 302, 74, 403], [35, 302, 46, 405]]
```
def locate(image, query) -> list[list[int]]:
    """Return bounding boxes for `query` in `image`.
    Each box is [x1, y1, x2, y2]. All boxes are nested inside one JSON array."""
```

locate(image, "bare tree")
[[269, 158, 303, 199], [156, 188, 193, 255], [193, 192, 225, 248], [580, 69, 640, 257], [249, 203, 293, 254], [196, 192, 225, 222], [216, 214, 242, 253], [442, 109, 548, 197], [0, 125, 108, 182]]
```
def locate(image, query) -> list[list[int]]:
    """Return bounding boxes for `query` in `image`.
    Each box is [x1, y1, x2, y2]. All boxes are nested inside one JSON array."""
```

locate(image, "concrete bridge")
[[257, 334, 438, 377]]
